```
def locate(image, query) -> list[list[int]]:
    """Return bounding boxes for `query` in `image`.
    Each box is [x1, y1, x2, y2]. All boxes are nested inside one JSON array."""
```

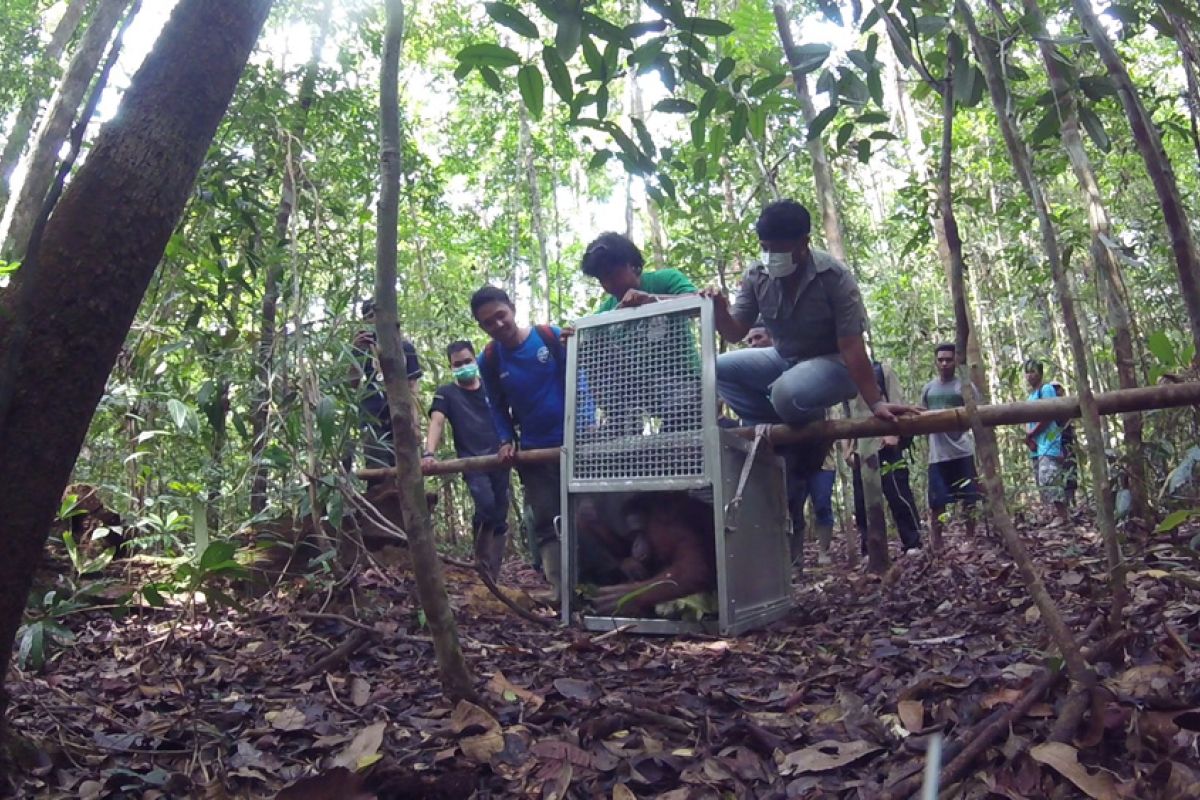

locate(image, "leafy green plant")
[[141, 540, 248, 616]]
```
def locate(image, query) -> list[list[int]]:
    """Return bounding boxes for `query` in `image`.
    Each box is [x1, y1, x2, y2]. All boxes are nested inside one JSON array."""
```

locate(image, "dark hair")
[[935, 342, 956, 356], [1023, 358, 1044, 374], [755, 199, 812, 241], [360, 298, 376, 317], [581, 232, 644, 278], [446, 339, 475, 359], [470, 285, 515, 317]]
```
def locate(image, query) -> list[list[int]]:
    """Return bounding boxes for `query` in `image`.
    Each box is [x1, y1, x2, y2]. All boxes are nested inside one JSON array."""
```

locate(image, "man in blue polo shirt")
[[472, 285, 568, 600]]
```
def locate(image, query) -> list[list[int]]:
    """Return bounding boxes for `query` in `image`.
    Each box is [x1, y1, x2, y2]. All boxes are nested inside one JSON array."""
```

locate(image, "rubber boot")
[[816, 522, 834, 565], [538, 540, 562, 605], [486, 530, 507, 579]]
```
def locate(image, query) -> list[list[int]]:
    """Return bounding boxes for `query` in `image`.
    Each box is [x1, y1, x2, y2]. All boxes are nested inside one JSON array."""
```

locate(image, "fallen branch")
[[300, 628, 374, 679], [357, 382, 1200, 479], [475, 559, 557, 629], [882, 665, 1064, 800]]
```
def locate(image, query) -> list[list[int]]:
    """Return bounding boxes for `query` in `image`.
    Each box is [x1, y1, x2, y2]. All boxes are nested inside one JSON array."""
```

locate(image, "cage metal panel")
[[565, 296, 712, 488]]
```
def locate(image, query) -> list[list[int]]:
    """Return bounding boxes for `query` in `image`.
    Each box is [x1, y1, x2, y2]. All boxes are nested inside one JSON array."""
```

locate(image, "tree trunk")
[[3, 0, 132, 261], [0, 0, 92, 219], [1024, 0, 1147, 521], [963, 0, 1126, 622], [518, 100, 550, 320], [1072, 0, 1200, 356], [376, 0, 476, 703], [773, 2, 847, 260], [1166, 9, 1200, 169], [249, 0, 331, 515], [0, 0, 273, 724]]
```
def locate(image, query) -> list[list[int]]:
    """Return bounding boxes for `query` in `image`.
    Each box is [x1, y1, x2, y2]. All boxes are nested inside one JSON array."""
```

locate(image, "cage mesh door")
[[571, 308, 705, 481]]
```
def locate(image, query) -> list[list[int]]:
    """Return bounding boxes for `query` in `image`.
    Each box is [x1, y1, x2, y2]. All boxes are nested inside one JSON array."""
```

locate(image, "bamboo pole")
[[356, 382, 1200, 479]]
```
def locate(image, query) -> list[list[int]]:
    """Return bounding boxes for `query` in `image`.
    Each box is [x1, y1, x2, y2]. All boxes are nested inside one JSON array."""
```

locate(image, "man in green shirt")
[[582, 232, 697, 310], [580, 233, 699, 437]]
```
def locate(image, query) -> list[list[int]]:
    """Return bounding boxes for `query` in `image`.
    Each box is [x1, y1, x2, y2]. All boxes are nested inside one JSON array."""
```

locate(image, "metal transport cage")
[[560, 295, 792, 635]]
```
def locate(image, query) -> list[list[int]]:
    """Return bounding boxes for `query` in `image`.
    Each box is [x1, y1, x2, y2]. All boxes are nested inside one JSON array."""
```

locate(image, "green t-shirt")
[[594, 268, 697, 313]]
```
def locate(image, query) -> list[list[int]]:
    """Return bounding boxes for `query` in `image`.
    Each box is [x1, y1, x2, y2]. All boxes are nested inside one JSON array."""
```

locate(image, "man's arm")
[[423, 410, 447, 461], [838, 334, 921, 422], [699, 287, 752, 342]]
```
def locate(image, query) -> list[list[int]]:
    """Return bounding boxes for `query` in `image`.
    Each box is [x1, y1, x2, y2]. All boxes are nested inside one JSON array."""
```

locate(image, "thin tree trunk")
[[3, 0, 132, 261], [377, 0, 475, 703], [0, 0, 92, 218], [963, 0, 1126, 624], [1166, 10, 1200, 169], [629, 76, 666, 266], [773, 2, 847, 260], [0, 0, 273, 725], [1021, 0, 1148, 521], [517, 100, 550, 319], [249, 0, 331, 515], [1072, 0, 1200, 356], [874, 0, 1093, 686]]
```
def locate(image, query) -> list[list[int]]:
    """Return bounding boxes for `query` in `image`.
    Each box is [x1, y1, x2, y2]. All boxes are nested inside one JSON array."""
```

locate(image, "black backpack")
[[481, 324, 565, 440]]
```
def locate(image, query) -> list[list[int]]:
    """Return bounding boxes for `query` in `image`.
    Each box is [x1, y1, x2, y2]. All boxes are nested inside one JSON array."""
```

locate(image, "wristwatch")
[[422, 450, 435, 458]]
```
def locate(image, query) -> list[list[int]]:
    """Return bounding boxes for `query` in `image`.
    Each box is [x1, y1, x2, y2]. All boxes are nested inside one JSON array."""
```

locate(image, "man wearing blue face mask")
[[700, 200, 920, 474], [423, 339, 510, 577]]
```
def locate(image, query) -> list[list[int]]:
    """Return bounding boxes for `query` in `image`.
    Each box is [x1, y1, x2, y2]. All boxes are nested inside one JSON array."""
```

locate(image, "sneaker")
[[903, 548, 922, 557]]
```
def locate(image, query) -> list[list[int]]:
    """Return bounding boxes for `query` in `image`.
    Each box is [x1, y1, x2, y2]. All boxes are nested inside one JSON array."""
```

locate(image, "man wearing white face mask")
[[699, 200, 920, 474], [423, 339, 511, 577]]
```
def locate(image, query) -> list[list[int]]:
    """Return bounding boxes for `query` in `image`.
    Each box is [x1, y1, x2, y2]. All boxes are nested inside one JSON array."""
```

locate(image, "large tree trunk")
[[0, 0, 273, 724], [1072, 0, 1200, 356], [1166, 9, 1200, 169], [3, 0, 132, 261], [963, 0, 1126, 623], [249, 1, 331, 515], [376, 0, 476, 703], [0, 0, 92, 218], [1023, 0, 1148, 524]]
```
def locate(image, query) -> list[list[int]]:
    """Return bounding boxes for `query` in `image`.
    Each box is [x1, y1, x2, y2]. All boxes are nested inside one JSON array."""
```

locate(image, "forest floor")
[[5, 513, 1200, 800]]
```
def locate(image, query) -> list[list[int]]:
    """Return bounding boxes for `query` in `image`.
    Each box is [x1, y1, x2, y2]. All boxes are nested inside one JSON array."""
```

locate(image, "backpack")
[[481, 324, 565, 439], [874, 361, 913, 450]]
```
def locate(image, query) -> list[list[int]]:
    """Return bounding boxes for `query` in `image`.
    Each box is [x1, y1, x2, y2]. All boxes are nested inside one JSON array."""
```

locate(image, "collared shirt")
[[729, 248, 867, 361]]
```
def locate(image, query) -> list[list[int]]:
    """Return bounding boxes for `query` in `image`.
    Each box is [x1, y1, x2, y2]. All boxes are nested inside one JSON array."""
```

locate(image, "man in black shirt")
[[351, 300, 423, 478], [423, 340, 510, 577]]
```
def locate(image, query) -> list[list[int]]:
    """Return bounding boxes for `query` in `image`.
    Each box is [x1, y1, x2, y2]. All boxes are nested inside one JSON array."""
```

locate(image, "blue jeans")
[[464, 470, 511, 536], [789, 468, 836, 532], [716, 348, 858, 425]]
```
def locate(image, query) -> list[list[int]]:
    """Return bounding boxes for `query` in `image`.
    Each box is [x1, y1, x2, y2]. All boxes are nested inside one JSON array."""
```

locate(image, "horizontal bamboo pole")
[[356, 382, 1200, 480]]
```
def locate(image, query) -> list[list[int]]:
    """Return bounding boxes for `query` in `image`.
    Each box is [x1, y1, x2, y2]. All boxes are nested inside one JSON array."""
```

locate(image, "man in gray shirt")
[[701, 200, 918, 474], [921, 342, 979, 540]]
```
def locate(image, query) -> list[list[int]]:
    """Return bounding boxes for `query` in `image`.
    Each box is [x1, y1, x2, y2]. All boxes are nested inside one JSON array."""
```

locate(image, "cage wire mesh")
[[571, 307, 705, 480]]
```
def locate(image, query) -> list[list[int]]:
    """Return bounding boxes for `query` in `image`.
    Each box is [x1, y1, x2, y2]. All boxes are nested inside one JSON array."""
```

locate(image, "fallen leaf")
[[488, 670, 545, 710], [1030, 742, 1121, 800], [1024, 605, 1041, 624], [1105, 664, 1176, 702], [332, 721, 386, 770], [612, 784, 637, 800], [553, 677, 602, 703], [898, 700, 924, 733], [266, 707, 307, 732], [349, 677, 370, 707], [777, 739, 883, 775], [532, 739, 619, 771], [982, 687, 1025, 709], [450, 701, 503, 763]]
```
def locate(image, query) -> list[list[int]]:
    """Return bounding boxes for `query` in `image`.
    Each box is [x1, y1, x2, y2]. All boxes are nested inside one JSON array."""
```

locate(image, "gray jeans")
[[517, 460, 561, 548]]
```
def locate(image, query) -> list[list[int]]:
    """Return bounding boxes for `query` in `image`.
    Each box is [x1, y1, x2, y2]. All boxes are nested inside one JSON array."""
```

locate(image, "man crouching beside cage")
[[700, 200, 921, 550]]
